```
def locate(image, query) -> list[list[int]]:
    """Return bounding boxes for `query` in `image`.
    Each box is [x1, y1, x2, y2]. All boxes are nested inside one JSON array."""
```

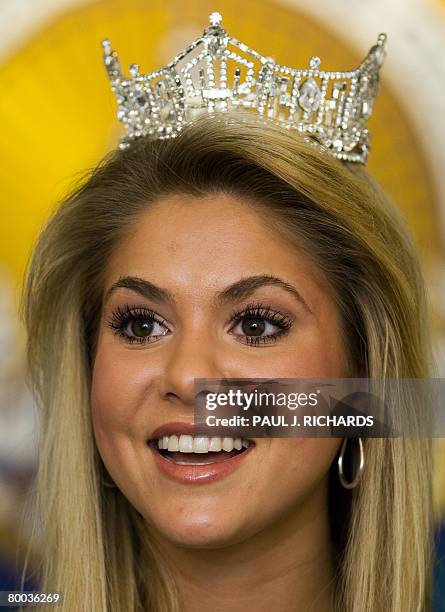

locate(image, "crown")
[[102, 12, 387, 163]]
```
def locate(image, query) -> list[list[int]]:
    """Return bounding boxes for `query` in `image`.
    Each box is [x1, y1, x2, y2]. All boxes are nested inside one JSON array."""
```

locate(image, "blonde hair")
[[20, 113, 434, 611]]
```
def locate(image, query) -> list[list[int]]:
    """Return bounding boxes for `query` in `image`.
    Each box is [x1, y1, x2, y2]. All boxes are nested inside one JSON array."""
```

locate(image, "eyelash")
[[106, 301, 293, 347], [228, 302, 293, 346], [106, 304, 169, 345]]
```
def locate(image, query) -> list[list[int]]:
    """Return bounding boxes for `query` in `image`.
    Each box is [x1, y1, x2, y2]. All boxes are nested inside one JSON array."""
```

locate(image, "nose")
[[159, 331, 227, 408]]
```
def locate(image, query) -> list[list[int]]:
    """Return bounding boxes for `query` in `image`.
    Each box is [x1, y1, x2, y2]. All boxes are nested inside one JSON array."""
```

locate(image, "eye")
[[106, 304, 170, 344], [233, 317, 275, 337], [229, 303, 293, 346]]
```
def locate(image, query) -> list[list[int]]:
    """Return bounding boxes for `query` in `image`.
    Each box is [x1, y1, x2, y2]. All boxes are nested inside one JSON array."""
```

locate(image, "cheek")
[[243, 332, 347, 379], [90, 347, 147, 450], [290, 318, 348, 377], [291, 288, 349, 377], [262, 438, 341, 505], [89, 348, 156, 503], [209, 438, 342, 545]]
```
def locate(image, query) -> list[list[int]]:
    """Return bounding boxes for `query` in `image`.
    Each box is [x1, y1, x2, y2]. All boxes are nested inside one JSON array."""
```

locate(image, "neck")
[[149, 480, 336, 612]]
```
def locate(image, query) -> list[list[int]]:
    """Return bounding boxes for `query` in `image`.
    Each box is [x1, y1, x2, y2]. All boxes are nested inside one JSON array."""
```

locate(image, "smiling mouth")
[[149, 434, 253, 466]]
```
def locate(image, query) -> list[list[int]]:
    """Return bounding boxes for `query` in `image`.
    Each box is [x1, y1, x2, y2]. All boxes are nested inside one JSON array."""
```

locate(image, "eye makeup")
[[106, 299, 294, 347]]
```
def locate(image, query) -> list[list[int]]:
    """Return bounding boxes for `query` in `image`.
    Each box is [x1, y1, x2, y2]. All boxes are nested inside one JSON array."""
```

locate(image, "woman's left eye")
[[229, 304, 293, 346]]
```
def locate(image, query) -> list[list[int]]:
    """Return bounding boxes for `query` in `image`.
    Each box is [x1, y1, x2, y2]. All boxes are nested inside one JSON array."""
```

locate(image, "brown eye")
[[107, 305, 170, 344], [229, 303, 293, 346], [241, 318, 266, 336], [130, 319, 154, 338]]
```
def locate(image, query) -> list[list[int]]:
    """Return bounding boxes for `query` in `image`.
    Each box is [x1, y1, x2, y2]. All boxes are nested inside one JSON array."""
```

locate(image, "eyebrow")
[[104, 276, 174, 305], [215, 275, 312, 312], [104, 274, 312, 313]]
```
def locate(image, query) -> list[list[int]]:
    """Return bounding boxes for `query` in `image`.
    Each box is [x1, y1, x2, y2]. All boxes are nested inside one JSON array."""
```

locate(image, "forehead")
[[104, 193, 330, 306]]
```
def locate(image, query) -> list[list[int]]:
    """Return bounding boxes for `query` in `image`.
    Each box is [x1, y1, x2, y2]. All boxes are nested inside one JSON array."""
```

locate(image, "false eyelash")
[[228, 301, 293, 346], [229, 301, 293, 330], [106, 302, 293, 347], [106, 303, 168, 344]]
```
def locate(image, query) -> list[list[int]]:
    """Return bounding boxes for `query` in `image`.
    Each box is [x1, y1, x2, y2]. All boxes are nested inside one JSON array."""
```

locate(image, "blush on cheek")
[[91, 350, 134, 425], [90, 368, 127, 464], [272, 438, 341, 491], [90, 350, 153, 472], [90, 385, 134, 446]]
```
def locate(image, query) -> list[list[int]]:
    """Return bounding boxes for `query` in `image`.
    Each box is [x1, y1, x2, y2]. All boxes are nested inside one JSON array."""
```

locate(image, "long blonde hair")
[[20, 113, 433, 611]]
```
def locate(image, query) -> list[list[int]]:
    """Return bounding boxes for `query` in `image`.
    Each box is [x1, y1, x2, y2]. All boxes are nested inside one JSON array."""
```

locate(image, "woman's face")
[[91, 193, 347, 548]]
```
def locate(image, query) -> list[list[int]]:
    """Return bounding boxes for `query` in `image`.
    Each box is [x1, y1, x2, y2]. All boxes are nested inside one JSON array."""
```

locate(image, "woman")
[[20, 110, 433, 611], [19, 12, 435, 611]]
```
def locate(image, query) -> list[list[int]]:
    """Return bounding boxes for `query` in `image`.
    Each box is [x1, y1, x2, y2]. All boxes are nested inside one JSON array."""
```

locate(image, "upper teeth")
[[157, 435, 249, 453]]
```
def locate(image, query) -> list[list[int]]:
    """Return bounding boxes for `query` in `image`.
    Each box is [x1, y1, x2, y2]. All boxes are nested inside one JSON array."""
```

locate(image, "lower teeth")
[[160, 449, 245, 465], [175, 458, 215, 466]]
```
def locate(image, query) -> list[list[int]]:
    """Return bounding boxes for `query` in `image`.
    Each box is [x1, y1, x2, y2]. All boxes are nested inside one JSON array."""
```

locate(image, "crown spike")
[[102, 39, 112, 53], [129, 64, 140, 78], [209, 12, 223, 27], [102, 39, 123, 81], [101, 13, 387, 163], [309, 56, 321, 70]]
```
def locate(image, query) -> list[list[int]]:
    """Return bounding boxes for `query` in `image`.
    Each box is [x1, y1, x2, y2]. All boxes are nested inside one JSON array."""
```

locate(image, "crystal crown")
[[102, 12, 387, 163]]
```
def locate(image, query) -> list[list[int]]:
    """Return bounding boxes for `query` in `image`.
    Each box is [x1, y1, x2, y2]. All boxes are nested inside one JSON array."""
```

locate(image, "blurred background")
[[0, 0, 444, 606]]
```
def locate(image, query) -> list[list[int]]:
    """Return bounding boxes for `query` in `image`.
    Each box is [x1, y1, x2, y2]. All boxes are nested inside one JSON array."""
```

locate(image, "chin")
[[148, 509, 251, 549]]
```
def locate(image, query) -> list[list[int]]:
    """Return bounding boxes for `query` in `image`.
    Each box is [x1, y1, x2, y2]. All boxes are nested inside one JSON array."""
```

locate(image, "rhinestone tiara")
[[102, 12, 387, 163]]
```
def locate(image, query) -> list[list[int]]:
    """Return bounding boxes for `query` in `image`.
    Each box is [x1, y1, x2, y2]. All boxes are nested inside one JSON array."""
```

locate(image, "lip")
[[148, 422, 255, 485], [150, 421, 204, 440]]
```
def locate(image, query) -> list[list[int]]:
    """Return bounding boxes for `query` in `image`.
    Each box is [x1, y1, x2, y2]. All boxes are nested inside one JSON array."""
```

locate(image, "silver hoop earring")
[[338, 437, 364, 490]]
